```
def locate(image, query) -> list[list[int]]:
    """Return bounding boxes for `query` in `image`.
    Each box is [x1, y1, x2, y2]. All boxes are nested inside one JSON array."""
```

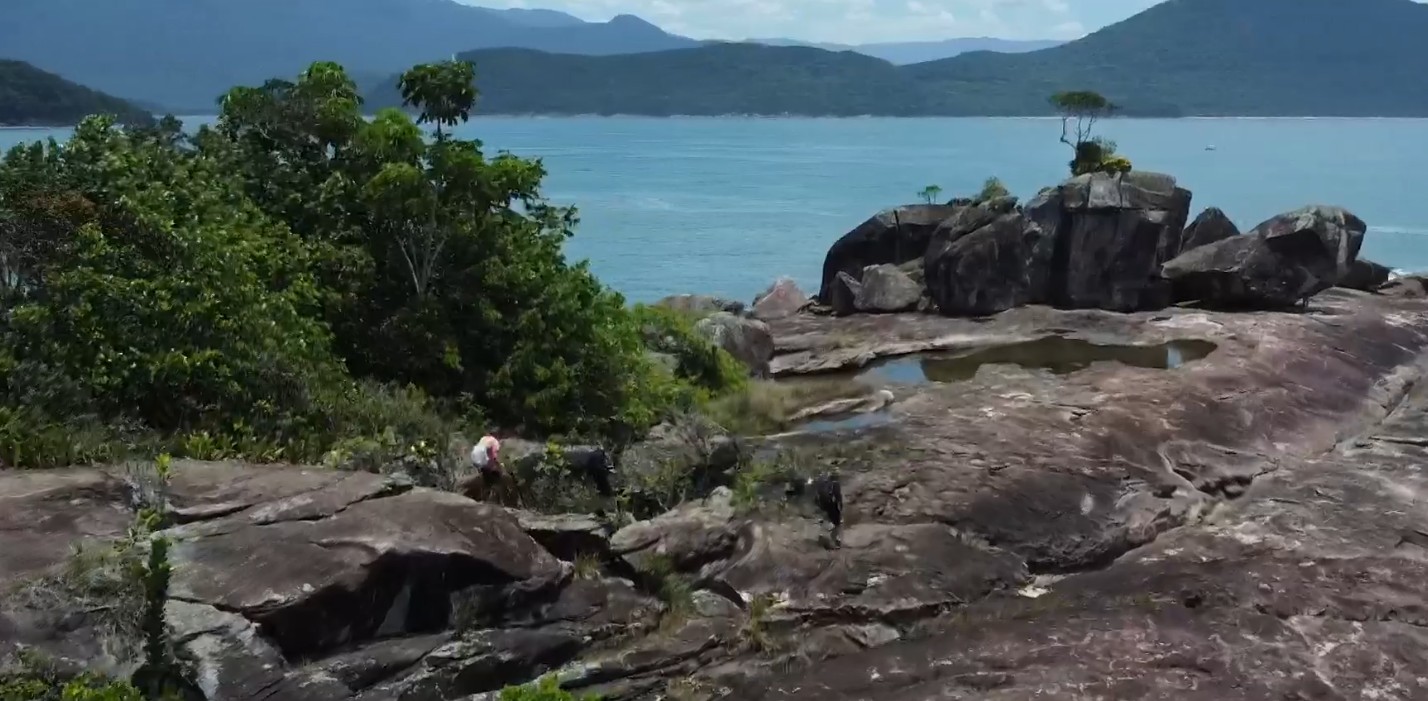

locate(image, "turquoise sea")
[[5, 117, 1426, 303]]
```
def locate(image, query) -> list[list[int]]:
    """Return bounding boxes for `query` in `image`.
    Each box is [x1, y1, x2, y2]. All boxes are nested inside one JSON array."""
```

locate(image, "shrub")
[[1070, 137, 1134, 177], [630, 304, 748, 399], [499, 675, 599, 701], [975, 176, 1010, 202]]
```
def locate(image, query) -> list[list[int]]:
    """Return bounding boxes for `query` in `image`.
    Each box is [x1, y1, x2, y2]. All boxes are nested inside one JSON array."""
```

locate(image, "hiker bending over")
[[459, 432, 520, 506]]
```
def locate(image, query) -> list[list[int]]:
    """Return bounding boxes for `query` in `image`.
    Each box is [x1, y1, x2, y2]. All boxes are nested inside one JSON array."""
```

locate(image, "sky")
[[462, 0, 1168, 44]]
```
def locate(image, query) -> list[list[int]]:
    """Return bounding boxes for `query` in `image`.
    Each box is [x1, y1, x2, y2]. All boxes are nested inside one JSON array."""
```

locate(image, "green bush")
[[0, 673, 145, 701], [630, 304, 747, 399], [1070, 137, 1134, 177], [975, 176, 1010, 202], [499, 676, 599, 701]]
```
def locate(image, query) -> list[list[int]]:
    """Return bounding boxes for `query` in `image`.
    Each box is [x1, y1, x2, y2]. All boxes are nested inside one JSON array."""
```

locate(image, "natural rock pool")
[[858, 336, 1219, 384]]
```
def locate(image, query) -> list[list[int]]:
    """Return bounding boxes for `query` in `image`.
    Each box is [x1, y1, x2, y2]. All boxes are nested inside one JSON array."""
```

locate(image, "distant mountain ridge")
[[0, 60, 151, 126], [0, 0, 1079, 113], [362, 0, 1428, 118], [0, 0, 698, 111], [749, 37, 1065, 64]]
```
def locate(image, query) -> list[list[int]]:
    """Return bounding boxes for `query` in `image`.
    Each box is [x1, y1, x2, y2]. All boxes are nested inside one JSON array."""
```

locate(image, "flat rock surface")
[[729, 289, 1428, 699]]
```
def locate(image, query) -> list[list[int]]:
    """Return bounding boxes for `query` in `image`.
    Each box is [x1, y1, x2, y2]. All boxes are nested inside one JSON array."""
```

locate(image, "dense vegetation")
[[0, 60, 151, 127], [0, 60, 743, 471], [363, 0, 1428, 117], [0, 0, 694, 110]]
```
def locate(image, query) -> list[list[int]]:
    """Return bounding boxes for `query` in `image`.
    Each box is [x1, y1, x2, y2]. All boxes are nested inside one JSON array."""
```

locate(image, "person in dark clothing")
[[568, 446, 616, 498], [786, 471, 844, 548]]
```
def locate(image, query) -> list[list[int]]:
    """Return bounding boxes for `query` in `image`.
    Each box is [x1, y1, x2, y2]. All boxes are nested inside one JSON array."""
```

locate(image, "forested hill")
[[0, 60, 152, 126], [369, 45, 918, 116], [906, 0, 1428, 117], [367, 0, 1428, 117]]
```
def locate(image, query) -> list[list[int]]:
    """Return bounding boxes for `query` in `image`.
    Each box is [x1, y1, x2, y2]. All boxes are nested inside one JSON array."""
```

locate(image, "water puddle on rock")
[[859, 336, 1218, 384]]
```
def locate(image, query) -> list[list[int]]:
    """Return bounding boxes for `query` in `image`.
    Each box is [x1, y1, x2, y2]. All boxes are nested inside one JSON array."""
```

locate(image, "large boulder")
[[854, 264, 922, 313], [818, 204, 962, 302], [1162, 205, 1368, 309], [1339, 257, 1392, 292], [750, 278, 811, 320], [924, 212, 1055, 317], [694, 311, 775, 377], [827, 271, 861, 317], [1025, 171, 1192, 312], [1180, 206, 1240, 253]]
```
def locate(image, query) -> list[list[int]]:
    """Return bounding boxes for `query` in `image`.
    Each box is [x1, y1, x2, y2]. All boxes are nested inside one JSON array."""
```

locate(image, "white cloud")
[[463, 0, 1166, 43]]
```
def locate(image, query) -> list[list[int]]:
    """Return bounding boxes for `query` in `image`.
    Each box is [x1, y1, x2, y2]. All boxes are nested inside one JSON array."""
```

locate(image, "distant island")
[[0, 60, 151, 127], [363, 0, 1428, 118]]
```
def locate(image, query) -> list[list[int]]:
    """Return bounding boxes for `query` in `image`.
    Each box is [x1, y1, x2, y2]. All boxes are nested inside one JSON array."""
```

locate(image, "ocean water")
[[5, 117, 1427, 303]]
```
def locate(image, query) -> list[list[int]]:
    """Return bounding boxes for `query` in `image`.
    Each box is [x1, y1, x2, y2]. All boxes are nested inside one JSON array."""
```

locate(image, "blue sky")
[[464, 0, 1167, 43]]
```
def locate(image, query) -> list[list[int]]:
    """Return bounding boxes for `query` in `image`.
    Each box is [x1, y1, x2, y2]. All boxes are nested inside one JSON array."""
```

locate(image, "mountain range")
[[0, 0, 1061, 112], [6, 0, 1428, 121], [749, 37, 1063, 64], [362, 0, 1428, 118]]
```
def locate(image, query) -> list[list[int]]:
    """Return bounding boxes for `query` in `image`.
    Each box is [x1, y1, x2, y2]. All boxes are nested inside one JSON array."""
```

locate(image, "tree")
[[1048, 90, 1132, 176], [915, 184, 942, 204], [210, 61, 695, 440], [1050, 90, 1114, 148], [398, 60, 478, 140]]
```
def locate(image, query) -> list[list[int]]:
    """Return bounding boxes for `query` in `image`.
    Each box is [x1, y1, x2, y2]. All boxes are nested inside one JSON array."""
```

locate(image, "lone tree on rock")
[[1049, 90, 1132, 176]]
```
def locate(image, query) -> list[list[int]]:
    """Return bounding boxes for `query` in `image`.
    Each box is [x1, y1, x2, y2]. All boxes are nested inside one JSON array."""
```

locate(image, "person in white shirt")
[[459, 433, 517, 505]]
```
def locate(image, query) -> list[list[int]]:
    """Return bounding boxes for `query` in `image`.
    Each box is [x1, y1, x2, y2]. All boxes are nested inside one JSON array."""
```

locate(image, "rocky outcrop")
[[1340, 257, 1392, 291], [853, 264, 922, 313], [1162, 205, 1368, 309], [1025, 171, 1192, 312], [750, 278, 811, 321], [924, 212, 1054, 317], [818, 204, 962, 303], [1380, 274, 1428, 298], [694, 311, 775, 377], [654, 294, 745, 317], [1179, 206, 1240, 253]]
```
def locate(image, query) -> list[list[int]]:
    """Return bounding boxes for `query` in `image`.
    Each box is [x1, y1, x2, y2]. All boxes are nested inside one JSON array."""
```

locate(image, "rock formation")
[[750, 278, 811, 320], [1179, 206, 1240, 253], [694, 311, 775, 377], [1024, 171, 1192, 312], [1162, 205, 1368, 308], [1340, 257, 1392, 292], [818, 204, 961, 302], [924, 212, 1054, 316], [852, 264, 922, 313]]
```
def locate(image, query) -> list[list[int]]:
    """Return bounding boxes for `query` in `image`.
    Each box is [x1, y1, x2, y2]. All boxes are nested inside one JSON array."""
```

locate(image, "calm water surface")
[[6, 117, 1426, 303]]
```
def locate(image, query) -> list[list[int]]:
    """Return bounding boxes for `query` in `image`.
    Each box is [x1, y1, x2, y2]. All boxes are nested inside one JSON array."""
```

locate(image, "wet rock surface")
[[6, 290, 1428, 700]]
